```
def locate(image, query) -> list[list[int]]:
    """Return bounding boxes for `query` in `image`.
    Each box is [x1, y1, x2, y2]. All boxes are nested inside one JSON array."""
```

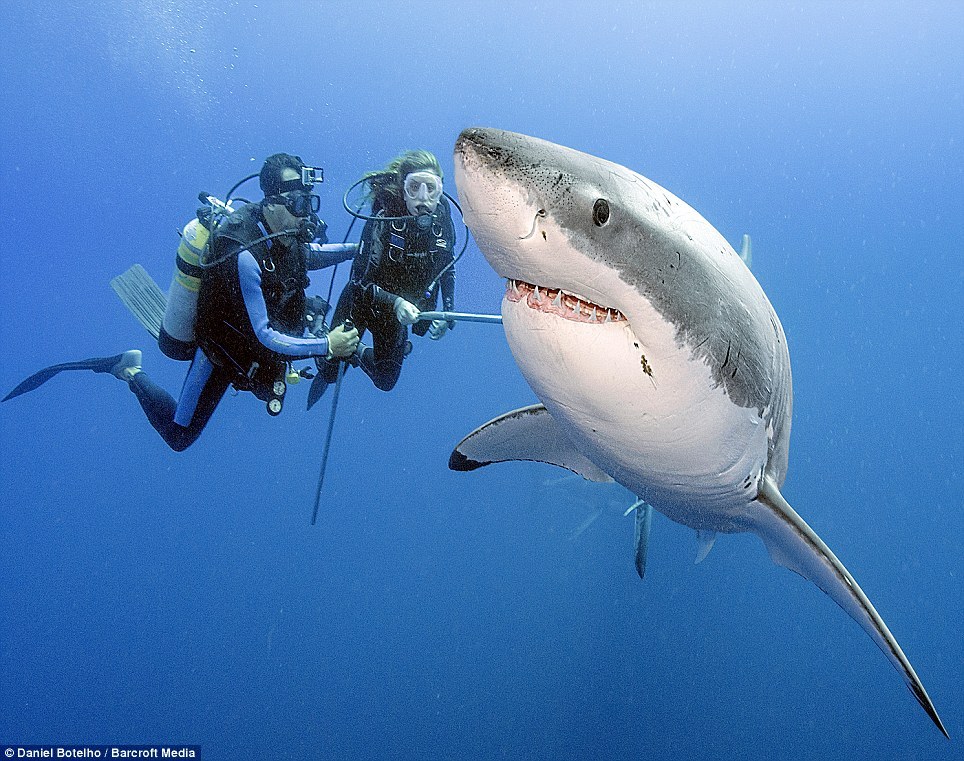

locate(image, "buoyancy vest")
[[195, 203, 310, 374], [363, 197, 456, 308]]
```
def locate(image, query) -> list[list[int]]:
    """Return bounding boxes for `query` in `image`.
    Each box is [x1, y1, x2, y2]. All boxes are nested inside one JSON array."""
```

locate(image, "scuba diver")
[[3, 153, 359, 451], [309, 149, 457, 407]]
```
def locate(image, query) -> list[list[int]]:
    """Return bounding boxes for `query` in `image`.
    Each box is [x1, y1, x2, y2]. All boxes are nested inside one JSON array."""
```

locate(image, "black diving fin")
[[2, 354, 127, 402], [306, 372, 329, 411]]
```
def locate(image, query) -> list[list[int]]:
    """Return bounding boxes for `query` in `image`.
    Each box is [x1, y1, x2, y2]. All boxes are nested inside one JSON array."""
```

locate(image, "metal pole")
[[417, 310, 503, 325], [310, 361, 346, 525]]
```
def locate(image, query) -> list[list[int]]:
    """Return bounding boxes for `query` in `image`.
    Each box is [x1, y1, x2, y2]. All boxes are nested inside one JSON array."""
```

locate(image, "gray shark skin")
[[449, 127, 947, 737]]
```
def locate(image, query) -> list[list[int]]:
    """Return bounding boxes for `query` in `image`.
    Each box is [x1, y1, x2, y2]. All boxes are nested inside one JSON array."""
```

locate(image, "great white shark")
[[448, 127, 947, 736]]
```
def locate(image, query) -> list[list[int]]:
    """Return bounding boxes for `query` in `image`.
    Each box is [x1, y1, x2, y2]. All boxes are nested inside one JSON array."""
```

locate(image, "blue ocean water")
[[1, 1, 961, 758]]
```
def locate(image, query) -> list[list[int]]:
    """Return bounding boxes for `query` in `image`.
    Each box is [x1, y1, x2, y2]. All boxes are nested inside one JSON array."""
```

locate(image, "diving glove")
[[326, 323, 359, 359], [393, 297, 420, 326]]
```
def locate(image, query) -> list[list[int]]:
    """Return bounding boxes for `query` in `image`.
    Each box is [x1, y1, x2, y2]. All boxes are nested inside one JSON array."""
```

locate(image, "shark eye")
[[592, 199, 610, 227]]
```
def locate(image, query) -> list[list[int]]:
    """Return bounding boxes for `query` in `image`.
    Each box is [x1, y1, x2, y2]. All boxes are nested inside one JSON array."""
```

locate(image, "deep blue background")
[[1, 2, 961, 759]]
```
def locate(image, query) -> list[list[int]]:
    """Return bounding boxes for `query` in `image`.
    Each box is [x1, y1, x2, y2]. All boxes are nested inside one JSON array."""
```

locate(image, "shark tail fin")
[[749, 475, 947, 738]]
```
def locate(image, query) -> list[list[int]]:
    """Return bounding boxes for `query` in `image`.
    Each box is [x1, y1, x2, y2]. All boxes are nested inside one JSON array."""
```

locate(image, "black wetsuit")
[[129, 204, 350, 450], [322, 197, 456, 391]]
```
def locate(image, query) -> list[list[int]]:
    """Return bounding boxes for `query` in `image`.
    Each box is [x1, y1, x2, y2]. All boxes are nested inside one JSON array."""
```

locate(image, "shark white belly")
[[449, 127, 947, 737], [502, 276, 770, 527]]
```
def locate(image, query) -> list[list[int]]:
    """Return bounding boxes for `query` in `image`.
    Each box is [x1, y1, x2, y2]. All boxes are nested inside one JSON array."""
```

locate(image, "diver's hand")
[[429, 319, 449, 340], [326, 324, 359, 359], [393, 297, 420, 326]]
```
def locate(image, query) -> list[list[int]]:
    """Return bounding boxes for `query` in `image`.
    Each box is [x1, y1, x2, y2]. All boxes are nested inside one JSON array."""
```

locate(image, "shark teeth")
[[504, 279, 626, 323]]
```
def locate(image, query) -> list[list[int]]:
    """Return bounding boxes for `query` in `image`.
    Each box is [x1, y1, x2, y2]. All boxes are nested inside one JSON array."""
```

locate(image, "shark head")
[[455, 127, 791, 511], [455, 127, 634, 315], [455, 126, 789, 409]]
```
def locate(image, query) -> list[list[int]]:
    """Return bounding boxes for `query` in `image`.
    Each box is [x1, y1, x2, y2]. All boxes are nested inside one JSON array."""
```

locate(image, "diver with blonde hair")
[[309, 149, 457, 406]]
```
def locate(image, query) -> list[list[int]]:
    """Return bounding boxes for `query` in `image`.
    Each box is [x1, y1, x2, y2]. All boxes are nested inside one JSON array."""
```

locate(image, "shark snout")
[[455, 127, 549, 176], [456, 127, 509, 156], [455, 128, 533, 230], [455, 128, 516, 180], [455, 127, 487, 153]]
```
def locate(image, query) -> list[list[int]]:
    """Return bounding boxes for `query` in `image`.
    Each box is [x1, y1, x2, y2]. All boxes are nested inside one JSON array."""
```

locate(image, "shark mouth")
[[505, 279, 627, 323]]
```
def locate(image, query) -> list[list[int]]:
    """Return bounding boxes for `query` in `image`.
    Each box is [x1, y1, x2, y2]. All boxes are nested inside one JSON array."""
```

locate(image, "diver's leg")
[[329, 282, 357, 328], [127, 351, 230, 451], [166, 364, 232, 451], [127, 372, 177, 436], [359, 317, 407, 392]]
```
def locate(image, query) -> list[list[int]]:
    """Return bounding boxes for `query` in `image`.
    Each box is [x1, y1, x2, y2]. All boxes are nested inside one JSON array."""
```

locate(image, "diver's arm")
[[304, 242, 358, 270], [364, 281, 404, 309], [237, 251, 329, 359]]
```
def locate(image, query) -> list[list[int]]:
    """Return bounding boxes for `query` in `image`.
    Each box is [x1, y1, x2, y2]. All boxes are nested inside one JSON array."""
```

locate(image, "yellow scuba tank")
[[159, 218, 207, 360], [159, 195, 234, 360]]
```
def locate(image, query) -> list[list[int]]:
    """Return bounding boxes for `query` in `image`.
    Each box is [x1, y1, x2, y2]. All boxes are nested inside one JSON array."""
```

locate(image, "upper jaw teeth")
[[505, 278, 626, 323]]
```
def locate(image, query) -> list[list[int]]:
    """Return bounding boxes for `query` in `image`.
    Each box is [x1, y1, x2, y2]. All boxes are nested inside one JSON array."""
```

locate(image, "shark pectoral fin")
[[694, 530, 717, 564], [632, 500, 653, 579], [449, 403, 614, 482], [739, 234, 753, 268], [749, 475, 948, 738]]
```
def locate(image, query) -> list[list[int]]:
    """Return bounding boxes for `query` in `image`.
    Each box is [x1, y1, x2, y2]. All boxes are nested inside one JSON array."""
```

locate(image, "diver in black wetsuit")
[[3, 154, 359, 451], [310, 150, 456, 405]]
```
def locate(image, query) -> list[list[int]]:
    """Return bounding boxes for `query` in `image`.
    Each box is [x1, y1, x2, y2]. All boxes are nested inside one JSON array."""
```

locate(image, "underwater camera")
[[301, 166, 324, 187]]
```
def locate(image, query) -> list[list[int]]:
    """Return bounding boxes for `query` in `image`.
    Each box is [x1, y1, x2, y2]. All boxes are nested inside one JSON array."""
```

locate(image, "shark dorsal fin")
[[739, 234, 753, 268]]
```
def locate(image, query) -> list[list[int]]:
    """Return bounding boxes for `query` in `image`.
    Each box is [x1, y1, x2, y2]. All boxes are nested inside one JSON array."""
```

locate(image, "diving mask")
[[403, 171, 443, 215], [269, 190, 320, 218]]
